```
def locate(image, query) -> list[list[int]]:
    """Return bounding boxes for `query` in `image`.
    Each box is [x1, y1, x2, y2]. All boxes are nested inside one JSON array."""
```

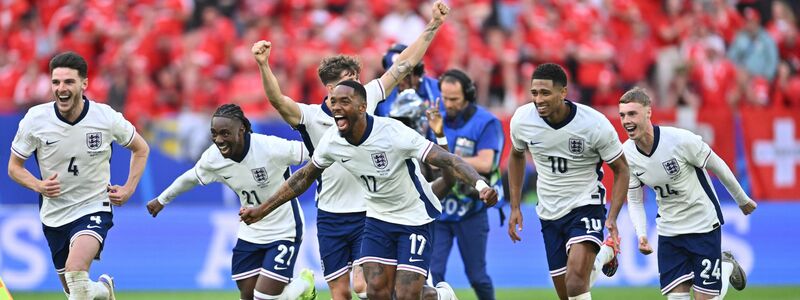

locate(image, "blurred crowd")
[[1, 0, 799, 130]]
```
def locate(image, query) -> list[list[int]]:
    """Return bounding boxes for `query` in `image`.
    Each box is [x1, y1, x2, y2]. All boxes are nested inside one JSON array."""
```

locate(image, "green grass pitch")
[[10, 286, 800, 299]]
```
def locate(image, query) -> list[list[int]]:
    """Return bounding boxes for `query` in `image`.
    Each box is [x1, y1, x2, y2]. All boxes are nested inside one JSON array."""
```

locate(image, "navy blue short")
[[316, 209, 366, 281], [231, 239, 300, 283], [356, 217, 433, 277], [42, 212, 114, 274], [539, 205, 606, 277], [658, 227, 722, 295]]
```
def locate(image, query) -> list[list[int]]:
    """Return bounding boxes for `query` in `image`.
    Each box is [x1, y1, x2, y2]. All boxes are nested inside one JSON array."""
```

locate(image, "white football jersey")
[[510, 101, 623, 220], [312, 115, 441, 226], [193, 133, 308, 244], [624, 126, 723, 237], [295, 79, 385, 213], [10, 98, 136, 227]]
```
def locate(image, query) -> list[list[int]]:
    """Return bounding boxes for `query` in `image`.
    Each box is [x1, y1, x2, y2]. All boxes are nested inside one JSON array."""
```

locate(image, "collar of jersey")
[[321, 96, 333, 117], [635, 125, 660, 157], [542, 100, 577, 130], [230, 132, 251, 163], [54, 96, 90, 126], [349, 114, 374, 146]]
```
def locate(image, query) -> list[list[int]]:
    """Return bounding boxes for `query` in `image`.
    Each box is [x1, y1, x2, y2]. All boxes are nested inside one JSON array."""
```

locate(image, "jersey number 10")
[[548, 156, 568, 173]]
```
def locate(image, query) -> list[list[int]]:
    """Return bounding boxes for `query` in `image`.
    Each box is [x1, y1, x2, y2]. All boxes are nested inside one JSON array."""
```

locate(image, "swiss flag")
[[741, 108, 800, 200]]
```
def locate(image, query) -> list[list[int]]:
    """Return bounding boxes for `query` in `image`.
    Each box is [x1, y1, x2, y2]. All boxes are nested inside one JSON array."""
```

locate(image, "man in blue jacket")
[[375, 43, 442, 117], [428, 69, 504, 300]]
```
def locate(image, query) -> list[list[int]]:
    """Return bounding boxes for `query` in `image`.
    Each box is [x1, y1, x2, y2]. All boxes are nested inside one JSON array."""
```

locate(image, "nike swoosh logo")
[[409, 258, 424, 263], [634, 172, 645, 176], [702, 280, 717, 285], [87, 225, 102, 229], [223, 176, 232, 179], [274, 266, 287, 270], [341, 158, 351, 163], [46, 140, 59, 145], [530, 141, 542, 145]]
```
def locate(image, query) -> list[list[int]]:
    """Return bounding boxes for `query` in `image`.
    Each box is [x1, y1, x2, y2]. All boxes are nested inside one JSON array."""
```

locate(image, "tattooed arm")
[[379, 0, 449, 95], [240, 163, 323, 224], [424, 145, 498, 206]]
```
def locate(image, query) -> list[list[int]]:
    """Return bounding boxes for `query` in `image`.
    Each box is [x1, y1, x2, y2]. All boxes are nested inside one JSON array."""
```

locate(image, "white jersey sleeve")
[[679, 132, 712, 168], [594, 118, 624, 163], [509, 106, 530, 153], [109, 108, 136, 147], [311, 127, 337, 169], [266, 135, 308, 165], [10, 112, 39, 159], [364, 79, 386, 114], [395, 124, 436, 163], [194, 146, 221, 185]]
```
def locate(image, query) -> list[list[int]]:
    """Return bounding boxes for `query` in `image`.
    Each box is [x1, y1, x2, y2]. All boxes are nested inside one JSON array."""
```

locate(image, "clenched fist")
[[252, 40, 272, 66]]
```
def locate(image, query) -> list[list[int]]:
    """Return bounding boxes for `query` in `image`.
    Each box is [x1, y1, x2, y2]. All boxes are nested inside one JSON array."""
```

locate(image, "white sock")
[[254, 290, 279, 300], [435, 283, 454, 300], [667, 292, 691, 300], [277, 278, 310, 300], [568, 292, 591, 300], [64, 289, 70, 299], [720, 261, 734, 298], [65, 271, 90, 300], [357, 292, 368, 300]]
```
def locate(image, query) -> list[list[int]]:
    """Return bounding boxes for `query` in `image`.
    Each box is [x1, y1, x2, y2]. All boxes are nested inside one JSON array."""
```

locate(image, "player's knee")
[[564, 273, 589, 295], [238, 289, 254, 300], [394, 287, 423, 300], [366, 285, 392, 300]]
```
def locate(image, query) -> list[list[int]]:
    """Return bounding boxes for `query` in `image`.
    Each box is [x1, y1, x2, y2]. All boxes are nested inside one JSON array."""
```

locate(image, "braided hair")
[[213, 104, 252, 134]]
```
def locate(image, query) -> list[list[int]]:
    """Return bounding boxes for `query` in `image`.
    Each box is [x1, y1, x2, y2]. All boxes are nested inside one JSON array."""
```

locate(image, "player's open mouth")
[[217, 143, 230, 155], [57, 93, 71, 103], [624, 124, 636, 134], [334, 115, 348, 131]]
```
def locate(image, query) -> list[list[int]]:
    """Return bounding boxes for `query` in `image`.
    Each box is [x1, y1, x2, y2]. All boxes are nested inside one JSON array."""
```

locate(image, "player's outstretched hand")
[[426, 98, 443, 137], [240, 206, 266, 225], [39, 173, 61, 198], [740, 199, 757, 215], [508, 209, 523, 243], [146, 199, 164, 217], [252, 40, 272, 66], [605, 219, 621, 253], [479, 187, 498, 207], [108, 184, 133, 206], [638, 236, 653, 255], [431, 0, 450, 24]]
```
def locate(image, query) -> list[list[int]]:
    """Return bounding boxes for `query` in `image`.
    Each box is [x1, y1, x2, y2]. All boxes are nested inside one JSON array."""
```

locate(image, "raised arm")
[[605, 154, 630, 250], [424, 145, 497, 205], [109, 133, 150, 206], [426, 101, 454, 198], [379, 0, 449, 95], [240, 162, 323, 224], [146, 168, 202, 217], [253, 40, 302, 127]]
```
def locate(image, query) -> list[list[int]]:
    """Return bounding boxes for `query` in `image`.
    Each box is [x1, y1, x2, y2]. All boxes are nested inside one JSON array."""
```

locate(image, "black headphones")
[[382, 43, 425, 77], [438, 69, 476, 103]]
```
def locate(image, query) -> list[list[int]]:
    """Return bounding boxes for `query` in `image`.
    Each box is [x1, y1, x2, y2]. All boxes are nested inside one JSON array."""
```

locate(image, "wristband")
[[475, 180, 489, 191], [436, 136, 447, 145]]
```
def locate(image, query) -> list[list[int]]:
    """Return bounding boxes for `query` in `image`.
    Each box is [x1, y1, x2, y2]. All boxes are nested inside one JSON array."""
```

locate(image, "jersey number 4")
[[67, 157, 79, 176]]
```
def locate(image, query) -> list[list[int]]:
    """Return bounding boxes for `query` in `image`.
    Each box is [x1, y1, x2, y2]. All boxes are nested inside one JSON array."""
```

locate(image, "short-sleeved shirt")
[[295, 79, 385, 213], [11, 98, 136, 227], [192, 133, 308, 244], [312, 115, 441, 226], [510, 100, 623, 221], [624, 126, 724, 237]]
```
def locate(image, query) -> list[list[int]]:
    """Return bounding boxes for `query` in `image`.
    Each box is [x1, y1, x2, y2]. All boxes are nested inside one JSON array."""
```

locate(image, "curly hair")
[[49, 51, 88, 78], [317, 55, 361, 85], [531, 63, 568, 88]]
